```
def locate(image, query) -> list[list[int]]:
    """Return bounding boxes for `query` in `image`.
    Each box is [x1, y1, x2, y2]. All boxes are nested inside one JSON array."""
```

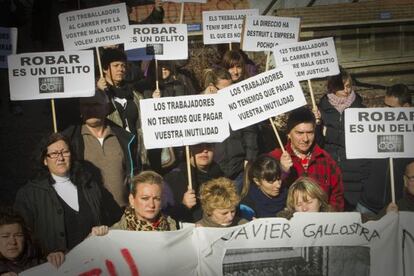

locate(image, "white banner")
[[202, 9, 259, 45], [273, 37, 340, 81], [8, 51, 95, 100], [345, 107, 414, 159], [125, 24, 188, 60], [242, 15, 300, 52], [21, 226, 197, 276], [0, 27, 17, 68], [59, 3, 129, 50], [140, 94, 230, 149], [198, 212, 400, 276], [399, 212, 414, 276], [21, 213, 414, 276], [219, 65, 306, 131]]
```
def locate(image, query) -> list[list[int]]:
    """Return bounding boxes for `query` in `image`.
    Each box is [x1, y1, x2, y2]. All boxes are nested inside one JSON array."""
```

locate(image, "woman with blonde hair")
[[197, 177, 247, 227], [91, 171, 177, 235], [277, 177, 333, 219]]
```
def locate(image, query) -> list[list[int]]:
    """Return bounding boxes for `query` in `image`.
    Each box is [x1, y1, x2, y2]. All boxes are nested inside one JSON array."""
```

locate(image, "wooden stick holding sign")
[[96, 47, 104, 78], [265, 51, 285, 152], [265, 51, 271, 72], [390, 157, 396, 204], [179, 2, 184, 23], [155, 59, 160, 92], [51, 99, 58, 133], [307, 79, 317, 110], [185, 145, 193, 190], [239, 17, 246, 51], [269, 118, 285, 153]]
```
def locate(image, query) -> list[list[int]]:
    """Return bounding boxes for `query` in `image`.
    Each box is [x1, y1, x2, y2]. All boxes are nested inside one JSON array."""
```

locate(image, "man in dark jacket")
[[63, 92, 137, 208], [163, 143, 224, 222], [356, 84, 414, 214]]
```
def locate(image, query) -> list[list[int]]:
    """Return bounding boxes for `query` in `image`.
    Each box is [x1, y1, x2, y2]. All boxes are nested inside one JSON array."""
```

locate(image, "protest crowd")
[[1, 0, 414, 275]]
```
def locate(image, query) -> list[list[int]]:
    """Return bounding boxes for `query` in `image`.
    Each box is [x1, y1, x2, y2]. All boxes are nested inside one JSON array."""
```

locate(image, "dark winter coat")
[[319, 93, 370, 207], [14, 161, 121, 255], [143, 75, 186, 98], [241, 184, 288, 218], [215, 126, 259, 179], [164, 162, 224, 222]]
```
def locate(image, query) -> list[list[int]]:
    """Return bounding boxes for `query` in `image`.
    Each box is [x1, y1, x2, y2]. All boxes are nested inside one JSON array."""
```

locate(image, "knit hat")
[[79, 91, 109, 105], [124, 0, 154, 7], [101, 48, 127, 69], [286, 107, 315, 133]]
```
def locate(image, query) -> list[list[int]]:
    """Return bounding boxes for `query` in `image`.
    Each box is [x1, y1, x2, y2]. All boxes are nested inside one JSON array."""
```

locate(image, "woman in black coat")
[[14, 133, 121, 256], [318, 67, 370, 210]]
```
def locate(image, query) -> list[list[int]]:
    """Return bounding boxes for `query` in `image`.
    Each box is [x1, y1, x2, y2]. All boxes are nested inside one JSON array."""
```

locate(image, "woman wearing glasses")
[[14, 133, 121, 262]]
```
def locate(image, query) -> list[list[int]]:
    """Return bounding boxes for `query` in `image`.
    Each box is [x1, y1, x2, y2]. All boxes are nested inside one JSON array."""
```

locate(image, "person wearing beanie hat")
[[96, 47, 150, 171], [268, 107, 344, 211], [125, 0, 164, 25]]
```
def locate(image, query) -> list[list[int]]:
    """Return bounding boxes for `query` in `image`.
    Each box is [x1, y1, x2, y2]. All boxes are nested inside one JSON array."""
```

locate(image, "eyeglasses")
[[46, 150, 71, 159], [405, 175, 414, 183]]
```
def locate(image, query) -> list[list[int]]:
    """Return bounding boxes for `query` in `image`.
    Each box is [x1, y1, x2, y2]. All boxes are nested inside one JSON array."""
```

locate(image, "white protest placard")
[[140, 94, 230, 149], [345, 107, 414, 159], [0, 27, 17, 68], [202, 9, 259, 45], [273, 37, 340, 81], [59, 3, 129, 50], [242, 15, 300, 52], [125, 24, 188, 60], [8, 51, 95, 100], [219, 65, 306, 131]]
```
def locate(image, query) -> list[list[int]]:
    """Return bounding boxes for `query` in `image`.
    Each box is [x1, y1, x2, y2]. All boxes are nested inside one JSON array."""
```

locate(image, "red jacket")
[[269, 142, 344, 211]]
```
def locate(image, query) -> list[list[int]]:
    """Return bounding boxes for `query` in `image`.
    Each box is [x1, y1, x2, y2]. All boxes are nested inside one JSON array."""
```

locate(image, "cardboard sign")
[[140, 94, 230, 149], [125, 24, 188, 60], [345, 107, 414, 159], [219, 65, 306, 131], [8, 51, 95, 100], [273, 37, 340, 81], [59, 3, 129, 50], [202, 9, 259, 45], [242, 15, 300, 52], [0, 27, 17, 68]]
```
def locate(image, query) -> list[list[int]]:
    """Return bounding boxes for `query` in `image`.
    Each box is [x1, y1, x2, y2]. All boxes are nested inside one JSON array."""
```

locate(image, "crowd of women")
[[2, 7, 414, 272]]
